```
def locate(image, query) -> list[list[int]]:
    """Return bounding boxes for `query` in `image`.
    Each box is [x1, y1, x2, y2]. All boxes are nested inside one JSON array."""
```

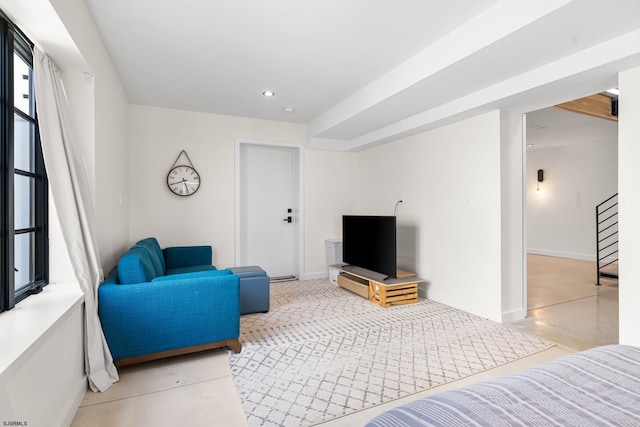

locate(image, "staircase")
[[595, 193, 618, 285]]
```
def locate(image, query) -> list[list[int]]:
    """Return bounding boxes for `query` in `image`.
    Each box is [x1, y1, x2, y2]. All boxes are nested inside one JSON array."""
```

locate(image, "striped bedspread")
[[366, 345, 640, 427]]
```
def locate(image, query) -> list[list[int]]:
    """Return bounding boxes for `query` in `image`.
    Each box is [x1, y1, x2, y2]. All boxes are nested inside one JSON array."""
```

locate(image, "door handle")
[[283, 216, 292, 223]]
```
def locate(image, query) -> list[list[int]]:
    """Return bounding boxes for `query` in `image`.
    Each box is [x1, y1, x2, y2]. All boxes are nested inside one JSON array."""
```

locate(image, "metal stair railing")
[[596, 193, 618, 285]]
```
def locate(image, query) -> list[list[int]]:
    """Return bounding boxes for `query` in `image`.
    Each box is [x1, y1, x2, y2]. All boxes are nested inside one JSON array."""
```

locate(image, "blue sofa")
[[98, 238, 242, 367]]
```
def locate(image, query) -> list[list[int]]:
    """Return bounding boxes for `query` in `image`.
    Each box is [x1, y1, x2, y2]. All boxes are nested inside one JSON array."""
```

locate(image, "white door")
[[239, 145, 296, 279]]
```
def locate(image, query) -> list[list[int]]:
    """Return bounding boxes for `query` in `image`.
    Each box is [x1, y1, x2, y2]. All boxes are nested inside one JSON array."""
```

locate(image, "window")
[[0, 12, 48, 313]]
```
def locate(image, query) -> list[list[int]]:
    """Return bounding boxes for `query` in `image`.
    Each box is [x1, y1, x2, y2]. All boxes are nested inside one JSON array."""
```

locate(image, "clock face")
[[167, 166, 200, 196]]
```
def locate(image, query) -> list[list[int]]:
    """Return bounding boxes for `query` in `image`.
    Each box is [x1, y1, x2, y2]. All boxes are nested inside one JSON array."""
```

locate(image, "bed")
[[366, 345, 640, 427]]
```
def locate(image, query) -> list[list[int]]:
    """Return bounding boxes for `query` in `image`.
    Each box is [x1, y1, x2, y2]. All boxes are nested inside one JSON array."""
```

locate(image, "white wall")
[[50, 0, 131, 272], [354, 111, 505, 321], [618, 65, 640, 346], [304, 149, 358, 275], [500, 110, 526, 322], [526, 109, 618, 260]]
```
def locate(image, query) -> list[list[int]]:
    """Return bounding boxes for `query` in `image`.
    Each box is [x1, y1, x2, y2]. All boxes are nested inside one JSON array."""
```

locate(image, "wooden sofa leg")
[[228, 338, 242, 354], [113, 339, 243, 367]]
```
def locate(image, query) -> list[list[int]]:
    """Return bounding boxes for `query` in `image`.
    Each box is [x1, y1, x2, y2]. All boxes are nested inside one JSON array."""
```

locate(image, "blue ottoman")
[[230, 266, 270, 315]]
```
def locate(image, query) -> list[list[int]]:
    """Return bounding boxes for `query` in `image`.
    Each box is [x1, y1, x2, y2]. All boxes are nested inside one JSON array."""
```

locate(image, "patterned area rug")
[[230, 279, 552, 426]]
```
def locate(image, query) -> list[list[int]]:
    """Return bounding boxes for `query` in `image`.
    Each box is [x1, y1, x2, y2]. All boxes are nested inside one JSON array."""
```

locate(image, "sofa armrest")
[[98, 274, 239, 360], [163, 245, 213, 269]]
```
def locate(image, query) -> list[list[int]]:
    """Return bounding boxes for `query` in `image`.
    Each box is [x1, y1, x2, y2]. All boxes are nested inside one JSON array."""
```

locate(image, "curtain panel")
[[33, 47, 118, 392]]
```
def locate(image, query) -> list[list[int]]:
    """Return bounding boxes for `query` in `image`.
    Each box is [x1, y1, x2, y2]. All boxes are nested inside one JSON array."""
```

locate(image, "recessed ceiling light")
[[606, 88, 619, 96], [262, 90, 275, 97], [282, 106, 295, 113]]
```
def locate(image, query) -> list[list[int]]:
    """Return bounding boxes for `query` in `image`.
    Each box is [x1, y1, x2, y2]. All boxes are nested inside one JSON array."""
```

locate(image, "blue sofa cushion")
[[164, 246, 213, 270], [118, 247, 158, 284], [153, 269, 231, 282], [136, 238, 166, 275], [165, 265, 217, 276]]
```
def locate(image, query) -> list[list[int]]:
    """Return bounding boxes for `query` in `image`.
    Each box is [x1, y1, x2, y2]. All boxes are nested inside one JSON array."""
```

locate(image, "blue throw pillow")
[[163, 246, 212, 269]]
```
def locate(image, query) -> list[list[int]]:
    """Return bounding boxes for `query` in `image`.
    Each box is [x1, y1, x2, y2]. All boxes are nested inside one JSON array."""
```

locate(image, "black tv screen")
[[342, 215, 397, 279]]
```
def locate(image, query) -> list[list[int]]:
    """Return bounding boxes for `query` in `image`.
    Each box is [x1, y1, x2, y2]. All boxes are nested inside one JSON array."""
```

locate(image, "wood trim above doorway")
[[555, 93, 618, 122]]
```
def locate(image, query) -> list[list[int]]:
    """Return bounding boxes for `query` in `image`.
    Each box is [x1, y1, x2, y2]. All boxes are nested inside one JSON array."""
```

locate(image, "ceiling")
[[84, 0, 640, 151], [527, 107, 618, 150]]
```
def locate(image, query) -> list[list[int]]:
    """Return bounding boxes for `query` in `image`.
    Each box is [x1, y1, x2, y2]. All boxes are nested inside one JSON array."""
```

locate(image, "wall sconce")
[[537, 169, 544, 191]]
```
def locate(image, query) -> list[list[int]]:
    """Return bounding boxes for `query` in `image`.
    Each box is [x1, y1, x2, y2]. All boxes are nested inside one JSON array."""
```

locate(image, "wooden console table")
[[331, 264, 424, 308]]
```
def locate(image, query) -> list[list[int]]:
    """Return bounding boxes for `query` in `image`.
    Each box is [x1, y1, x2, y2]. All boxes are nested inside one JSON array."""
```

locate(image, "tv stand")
[[332, 264, 424, 308]]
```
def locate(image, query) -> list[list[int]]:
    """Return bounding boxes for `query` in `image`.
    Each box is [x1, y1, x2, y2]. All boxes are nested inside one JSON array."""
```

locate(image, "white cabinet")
[[325, 239, 343, 284]]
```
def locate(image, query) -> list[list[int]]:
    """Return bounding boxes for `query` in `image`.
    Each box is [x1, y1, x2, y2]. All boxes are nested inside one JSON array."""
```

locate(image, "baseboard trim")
[[299, 271, 328, 281], [527, 249, 595, 262], [422, 289, 502, 323], [502, 309, 526, 323]]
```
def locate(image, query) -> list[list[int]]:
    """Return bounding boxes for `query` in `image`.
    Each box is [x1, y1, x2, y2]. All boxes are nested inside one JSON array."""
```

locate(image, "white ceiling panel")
[[83, 0, 640, 150]]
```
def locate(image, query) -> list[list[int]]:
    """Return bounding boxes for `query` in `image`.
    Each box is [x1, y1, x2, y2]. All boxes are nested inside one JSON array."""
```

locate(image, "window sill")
[[0, 282, 84, 377]]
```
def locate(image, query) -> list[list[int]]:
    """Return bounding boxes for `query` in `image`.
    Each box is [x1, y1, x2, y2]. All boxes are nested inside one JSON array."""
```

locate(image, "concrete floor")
[[510, 254, 618, 351], [72, 254, 618, 426]]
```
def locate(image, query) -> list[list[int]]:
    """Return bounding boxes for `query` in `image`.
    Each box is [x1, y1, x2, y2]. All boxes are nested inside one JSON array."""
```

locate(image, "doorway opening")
[[517, 96, 619, 350]]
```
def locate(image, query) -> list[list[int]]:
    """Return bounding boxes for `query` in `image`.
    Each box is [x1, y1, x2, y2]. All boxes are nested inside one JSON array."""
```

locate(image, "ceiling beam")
[[341, 30, 639, 151], [555, 93, 618, 121], [306, 0, 574, 140]]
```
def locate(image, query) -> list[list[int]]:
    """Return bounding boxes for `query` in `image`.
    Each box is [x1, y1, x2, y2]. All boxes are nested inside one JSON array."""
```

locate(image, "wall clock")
[[167, 150, 200, 196]]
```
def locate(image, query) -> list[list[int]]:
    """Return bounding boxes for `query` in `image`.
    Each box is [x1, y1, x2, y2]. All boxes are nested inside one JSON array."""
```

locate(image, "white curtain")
[[33, 47, 119, 392]]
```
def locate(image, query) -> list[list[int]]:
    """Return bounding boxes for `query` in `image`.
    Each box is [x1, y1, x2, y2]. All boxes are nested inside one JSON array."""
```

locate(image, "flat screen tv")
[[342, 215, 397, 279]]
